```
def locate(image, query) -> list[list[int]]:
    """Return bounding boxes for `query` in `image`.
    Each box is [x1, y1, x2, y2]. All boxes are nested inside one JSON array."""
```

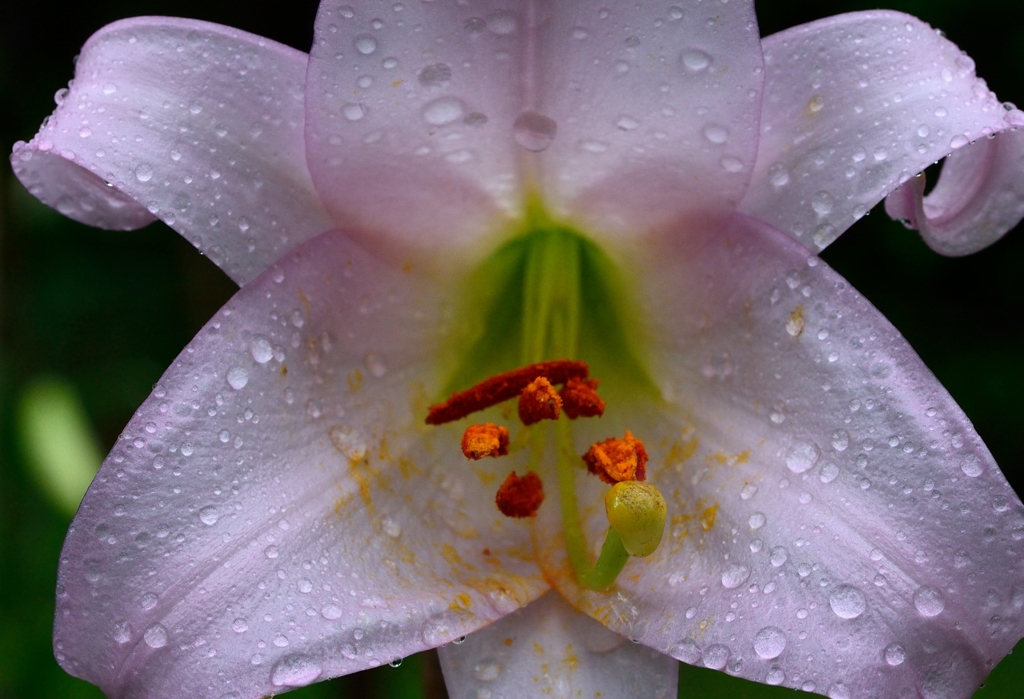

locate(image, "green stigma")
[[604, 481, 667, 557]]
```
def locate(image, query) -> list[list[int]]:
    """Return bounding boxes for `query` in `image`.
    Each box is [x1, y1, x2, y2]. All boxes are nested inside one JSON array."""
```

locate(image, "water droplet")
[[264, 545, 280, 559], [702, 644, 729, 670], [669, 639, 701, 664], [421, 614, 458, 646], [113, 621, 132, 644], [721, 564, 750, 589], [616, 115, 640, 131], [419, 63, 452, 86], [250, 337, 274, 364], [884, 642, 906, 666], [199, 506, 220, 526], [914, 586, 945, 617], [298, 578, 314, 593], [188, 101, 202, 115], [422, 97, 465, 126], [473, 659, 501, 681], [143, 623, 168, 648], [512, 110, 557, 152], [389, 657, 403, 668], [769, 546, 788, 567], [226, 366, 249, 390], [766, 667, 785, 685], [786, 441, 820, 473], [811, 191, 834, 216], [950, 135, 969, 149], [135, 163, 154, 182], [829, 584, 867, 619], [668, 6, 684, 20], [363, 352, 388, 377], [342, 103, 366, 121], [681, 49, 712, 73], [819, 462, 840, 483], [357, 75, 373, 88], [828, 683, 851, 699], [753, 626, 786, 659], [831, 430, 849, 452], [768, 164, 790, 188], [748, 512, 766, 529], [232, 618, 249, 633], [322, 605, 343, 620], [486, 11, 517, 35], [703, 124, 729, 144], [382, 517, 402, 537], [580, 140, 609, 153], [720, 156, 744, 173], [353, 34, 378, 55], [959, 455, 983, 478], [271, 654, 323, 687], [330, 426, 367, 461]]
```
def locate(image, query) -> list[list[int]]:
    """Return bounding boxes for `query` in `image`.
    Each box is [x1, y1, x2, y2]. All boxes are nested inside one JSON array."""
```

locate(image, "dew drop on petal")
[[353, 34, 378, 55], [199, 506, 219, 526], [753, 626, 786, 659], [143, 623, 168, 648], [512, 110, 557, 152], [721, 564, 750, 589], [786, 441, 819, 473], [422, 97, 465, 126], [748, 512, 766, 529], [829, 584, 866, 619], [250, 337, 274, 364], [669, 639, 701, 664], [703, 124, 729, 144], [135, 163, 154, 182], [418, 63, 452, 86], [913, 586, 945, 617], [884, 642, 907, 666], [113, 621, 132, 644], [226, 367, 249, 390], [959, 455, 983, 478], [702, 644, 729, 670], [330, 426, 367, 461], [270, 654, 323, 687], [487, 11, 517, 35], [681, 49, 712, 73], [766, 667, 785, 685], [322, 605, 343, 620]]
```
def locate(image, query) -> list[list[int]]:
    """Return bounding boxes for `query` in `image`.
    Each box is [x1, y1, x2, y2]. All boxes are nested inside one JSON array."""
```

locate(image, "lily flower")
[[13, 2, 1024, 698]]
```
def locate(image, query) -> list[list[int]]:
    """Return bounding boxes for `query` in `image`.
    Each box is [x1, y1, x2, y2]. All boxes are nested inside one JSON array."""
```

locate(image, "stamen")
[[517, 377, 562, 425], [460, 423, 509, 460], [495, 471, 545, 518], [559, 377, 605, 419], [582, 430, 648, 484], [425, 360, 589, 425]]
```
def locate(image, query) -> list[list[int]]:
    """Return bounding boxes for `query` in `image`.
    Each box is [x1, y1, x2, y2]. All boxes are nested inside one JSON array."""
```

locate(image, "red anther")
[[583, 430, 648, 484], [495, 471, 545, 518], [559, 377, 606, 419], [461, 423, 510, 460], [517, 377, 562, 425], [426, 360, 589, 425]]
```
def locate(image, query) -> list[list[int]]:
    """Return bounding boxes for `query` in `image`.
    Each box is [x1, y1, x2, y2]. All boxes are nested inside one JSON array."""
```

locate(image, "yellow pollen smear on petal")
[[787, 305, 805, 337]]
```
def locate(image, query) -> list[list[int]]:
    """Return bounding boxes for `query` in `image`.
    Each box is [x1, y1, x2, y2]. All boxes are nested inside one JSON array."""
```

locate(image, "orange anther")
[[425, 360, 589, 425], [559, 377, 606, 419], [461, 423, 510, 460], [583, 430, 648, 484], [495, 471, 545, 518], [517, 377, 562, 425]]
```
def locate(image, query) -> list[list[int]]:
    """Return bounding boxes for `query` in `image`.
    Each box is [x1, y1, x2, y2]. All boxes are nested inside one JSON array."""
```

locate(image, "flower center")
[[428, 205, 667, 591]]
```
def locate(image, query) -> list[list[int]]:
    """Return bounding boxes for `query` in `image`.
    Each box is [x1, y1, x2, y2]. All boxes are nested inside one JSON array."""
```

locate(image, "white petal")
[[885, 128, 1024, 255], [304, 0, 525, 257], [11, 17, 332, 285], [439, 592, 678, 699], [740, 11, 1015, 251], [54, 231, 546, 698], [539, 1, 765, 240], [536, 213, 1024, 699]]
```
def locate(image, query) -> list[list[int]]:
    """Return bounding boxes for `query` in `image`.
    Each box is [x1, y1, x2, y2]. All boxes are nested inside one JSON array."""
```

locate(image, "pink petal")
[[739, 11, 1016, 251], [304, 1, 524, 257], [439, 592, 678, 698], [885, 128, 1024, 255], [10, 17, 332, 285], [54, 231, 546, 698], [541, 1, 765, 240], [536, 214, 1024, 699]]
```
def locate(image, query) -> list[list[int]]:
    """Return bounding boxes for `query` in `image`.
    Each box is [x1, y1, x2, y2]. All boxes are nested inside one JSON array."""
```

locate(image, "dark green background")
[[1, 1, 1022, 697]]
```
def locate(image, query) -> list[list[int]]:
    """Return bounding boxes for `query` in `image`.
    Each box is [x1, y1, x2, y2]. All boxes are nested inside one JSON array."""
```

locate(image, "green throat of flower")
[[429, 206, 667, 591]]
